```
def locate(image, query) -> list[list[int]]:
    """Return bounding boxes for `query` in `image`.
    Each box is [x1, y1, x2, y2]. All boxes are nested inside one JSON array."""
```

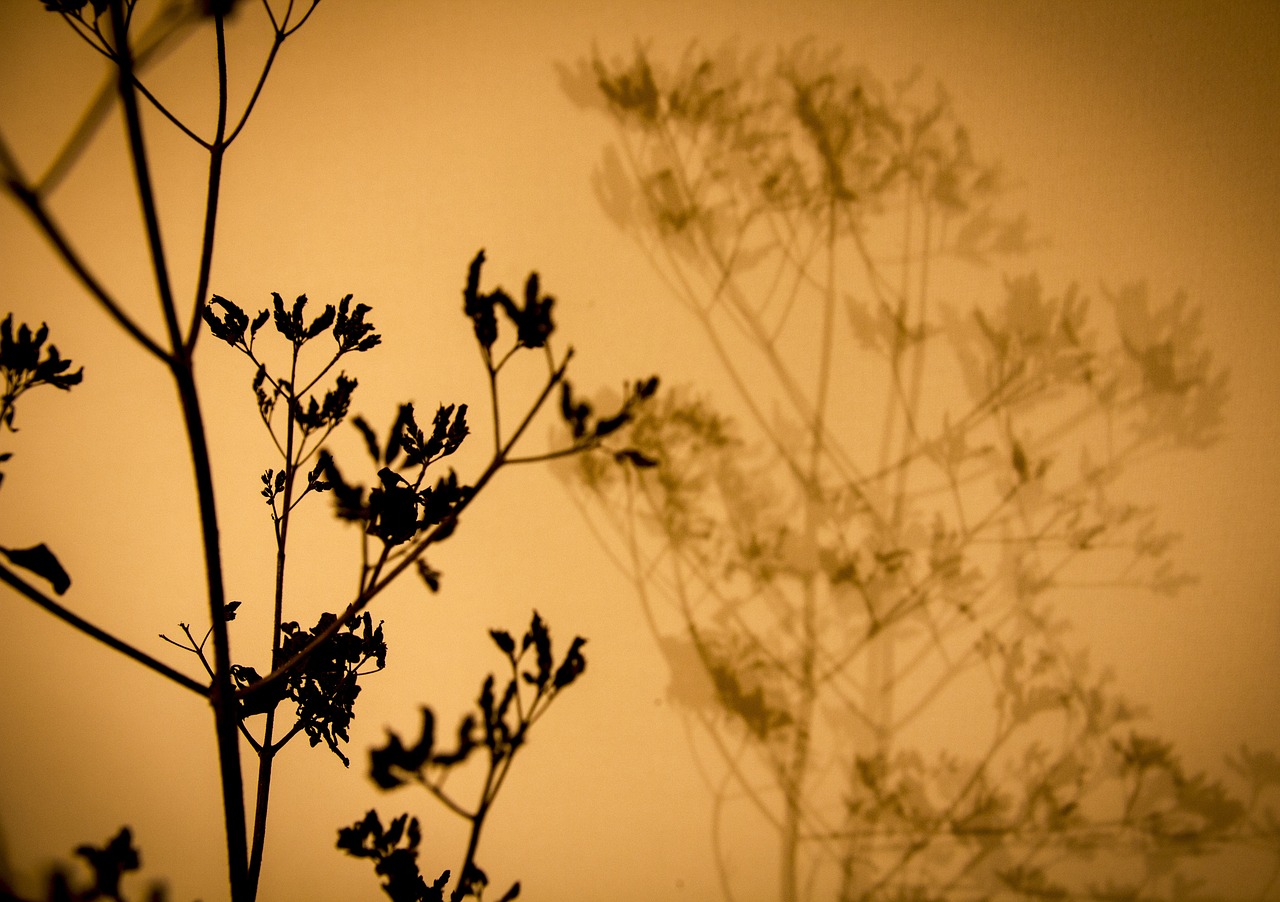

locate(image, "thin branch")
[[280, 2, 322, 39], [1, 164, 169, 361], [111, 4, 181, 352], [58, 11, 114, 59], [36, 4, 213, 197], [0, 562, 207, 696], [106, 5, 250, 897]]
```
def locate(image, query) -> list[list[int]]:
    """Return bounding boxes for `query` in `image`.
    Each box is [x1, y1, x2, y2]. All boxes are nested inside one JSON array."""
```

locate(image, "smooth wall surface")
[[0, 3, 1277, 900]]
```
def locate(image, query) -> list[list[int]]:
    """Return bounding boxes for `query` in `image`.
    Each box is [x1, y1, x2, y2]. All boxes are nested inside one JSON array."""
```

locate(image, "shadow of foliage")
[[558, 39, 1278, 901]]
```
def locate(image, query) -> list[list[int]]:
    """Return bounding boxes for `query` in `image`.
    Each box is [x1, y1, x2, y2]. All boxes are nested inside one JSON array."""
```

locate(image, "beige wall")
[[0, 3, 1276, 899]]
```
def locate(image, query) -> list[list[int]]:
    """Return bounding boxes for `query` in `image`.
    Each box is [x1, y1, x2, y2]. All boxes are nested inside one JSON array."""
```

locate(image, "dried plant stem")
[[0, 562, 207, 696]]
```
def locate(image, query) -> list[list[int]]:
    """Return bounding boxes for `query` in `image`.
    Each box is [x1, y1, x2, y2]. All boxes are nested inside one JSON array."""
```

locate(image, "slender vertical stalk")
[[108, 3, 249, 897], [109, 2, 181, 353], [782, 199, 840, 902], [246, 740, 276, 898], [457, 793, 493, 894], [247, 345, 302, 896], [810, 200, 839, 483], [186, 9, 230, 351], [171, 361, 250, 902], [781, 575, 818, 902]]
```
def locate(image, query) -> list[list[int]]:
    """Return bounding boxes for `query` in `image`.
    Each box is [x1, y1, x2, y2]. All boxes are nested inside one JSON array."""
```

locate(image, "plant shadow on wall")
[[558, 42, 1280, 901], [0, 3, 655, 901]]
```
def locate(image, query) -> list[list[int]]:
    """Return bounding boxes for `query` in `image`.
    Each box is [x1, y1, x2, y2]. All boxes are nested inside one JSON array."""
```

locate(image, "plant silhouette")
[[0, 3, 653, 901], [341, 610, 589, 902], [559, 41, 1280, 901]]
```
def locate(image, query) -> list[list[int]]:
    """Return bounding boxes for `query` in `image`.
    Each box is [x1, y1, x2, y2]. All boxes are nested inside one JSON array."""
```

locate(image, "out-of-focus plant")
[[0, 3, 653, 901], [559, 41, 1279, 901], [0, 827, 168, 902], [2, 313, 83, 596], [340, 611, 589, 902]]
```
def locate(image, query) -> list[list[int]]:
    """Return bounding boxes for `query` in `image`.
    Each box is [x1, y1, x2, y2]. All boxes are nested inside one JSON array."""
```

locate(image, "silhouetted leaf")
[[392, 402, 468, 468], [74, 827, 139, 899], [337, 810, 385, 859], [33, 346, 80, 390], [479, 674, 498, 746], [553, 636, 588, 689], [353, 416, 382, 463], [368, 468, 419, 546], [1, 542, 71, 595], [369, 737, 410, 790], [334, 294, 381, 353], [593, 411, 628, 438], [370, 707, 437, 790], [271, 292, 304, 343], [418, 470, 471, 532], [432, 715, 476, 766], [294, 373, 358, 434], [318, 450, 368, 523], [0, 314, 86, 424], [463, 251, 498, 350], [614, 448, 658, 468], [0, 315, 44, 372], [402, 403, 469, 465], [416, 559, 442, 593], [306, 457, 331, 493], [339, 810, 449, 902], [384, 404, 414, 465], [306, 304, 336, 340], [490, 629, 516, 657], [251, 364, 275, 420], [634, 375, 659, 399], [230, 664, 262, 685], [519, 273, 555, 349], [231, 663, 285, 717], [524, 611, 553, 689], [560, 382, 591, 439], [495, 272, 555, 349], [202, 297, 249, 347]]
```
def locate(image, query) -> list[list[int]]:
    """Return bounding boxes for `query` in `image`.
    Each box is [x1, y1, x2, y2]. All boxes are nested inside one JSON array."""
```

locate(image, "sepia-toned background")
[[0, 2, 1277, 899]]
